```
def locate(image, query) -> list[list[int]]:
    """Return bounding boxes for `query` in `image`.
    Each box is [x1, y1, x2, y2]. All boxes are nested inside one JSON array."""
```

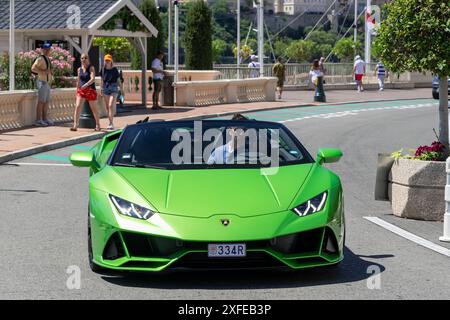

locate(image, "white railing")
[[214, 63, 382, 86], [174, 78, 277, 107]]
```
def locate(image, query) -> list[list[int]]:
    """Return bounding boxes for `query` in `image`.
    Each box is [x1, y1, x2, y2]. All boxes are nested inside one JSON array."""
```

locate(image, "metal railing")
[[165, 63, 380, 86]]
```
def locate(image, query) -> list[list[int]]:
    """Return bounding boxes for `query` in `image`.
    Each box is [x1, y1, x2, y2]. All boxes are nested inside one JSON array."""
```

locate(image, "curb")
[[0, 97, 433, 164]]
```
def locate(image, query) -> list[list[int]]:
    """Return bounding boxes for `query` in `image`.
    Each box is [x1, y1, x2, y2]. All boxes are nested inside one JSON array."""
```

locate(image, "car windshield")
[[110, 120, 313, 169]]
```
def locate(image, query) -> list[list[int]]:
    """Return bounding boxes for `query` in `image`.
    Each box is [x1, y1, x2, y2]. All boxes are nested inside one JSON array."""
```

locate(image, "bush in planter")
[[388, 141, 446, 221], [391, 141, 445, 162], [0, 47, 75, 90]]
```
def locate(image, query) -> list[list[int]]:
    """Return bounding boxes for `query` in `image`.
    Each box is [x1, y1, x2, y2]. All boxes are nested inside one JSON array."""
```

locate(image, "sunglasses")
[[81, 57, 88, 60]]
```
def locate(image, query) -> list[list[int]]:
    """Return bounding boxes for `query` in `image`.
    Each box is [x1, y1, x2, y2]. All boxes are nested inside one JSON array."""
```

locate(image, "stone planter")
[[388, 158, 445, 221]]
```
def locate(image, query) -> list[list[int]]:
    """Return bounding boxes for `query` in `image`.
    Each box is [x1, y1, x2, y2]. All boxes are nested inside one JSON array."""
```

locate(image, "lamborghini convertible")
[[70, 119, 345, 272]]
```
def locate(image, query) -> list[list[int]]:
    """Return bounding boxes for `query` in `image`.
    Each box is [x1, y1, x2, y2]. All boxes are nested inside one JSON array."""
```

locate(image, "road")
[[1, 98, 449, 299]]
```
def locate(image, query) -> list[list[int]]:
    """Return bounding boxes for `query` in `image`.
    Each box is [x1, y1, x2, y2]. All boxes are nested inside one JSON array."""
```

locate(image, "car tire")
[[87, 209, 106, 273]]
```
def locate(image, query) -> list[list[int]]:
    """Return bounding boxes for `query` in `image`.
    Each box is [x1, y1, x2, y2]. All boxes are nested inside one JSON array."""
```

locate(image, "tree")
[[141, 0, 164, 67], [333, 37, 360, 62], [129, 0, 164, 69], [374, 0, 450, 150], [184, 0, 213, 70], [93, 37, 131, 62], [285, 40, 315, 63], [212, 39, 227, 63]]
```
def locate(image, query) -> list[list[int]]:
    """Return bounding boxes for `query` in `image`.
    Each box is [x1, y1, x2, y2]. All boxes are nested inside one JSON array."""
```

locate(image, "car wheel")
[[87, 209, 105, 273]]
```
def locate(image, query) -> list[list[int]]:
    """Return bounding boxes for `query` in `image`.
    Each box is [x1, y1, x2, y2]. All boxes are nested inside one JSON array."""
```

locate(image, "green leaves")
[[374, 0, 450, 76], [285, 40, 315, 63], [184, 0, 213, 70]]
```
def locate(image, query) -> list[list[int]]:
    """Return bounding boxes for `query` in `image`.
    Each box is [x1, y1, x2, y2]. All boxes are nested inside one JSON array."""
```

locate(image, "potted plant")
[[387, 141, 446, 221]]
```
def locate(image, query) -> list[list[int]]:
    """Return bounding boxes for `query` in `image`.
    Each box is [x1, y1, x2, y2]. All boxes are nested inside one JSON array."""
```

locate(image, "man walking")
[[272, 57, 286, 99], [151, 51, 166, 110], [31, 42, 53, 126], [248, 55, 260, 78], [352, 55, 365, 92], [375, 61, 388, 91]]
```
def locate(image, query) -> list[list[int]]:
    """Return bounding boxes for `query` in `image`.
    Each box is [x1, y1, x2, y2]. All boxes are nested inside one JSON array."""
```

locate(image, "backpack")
[[31, 55, 50, 76]]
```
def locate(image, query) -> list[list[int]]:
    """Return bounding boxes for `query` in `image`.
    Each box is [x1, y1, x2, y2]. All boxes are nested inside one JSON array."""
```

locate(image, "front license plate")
[[208, 243, 246, 257]]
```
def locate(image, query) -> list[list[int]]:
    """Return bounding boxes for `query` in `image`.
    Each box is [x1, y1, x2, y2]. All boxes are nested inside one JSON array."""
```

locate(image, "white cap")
[[355, 55, 361, 60], [250, 54, 258, 61]]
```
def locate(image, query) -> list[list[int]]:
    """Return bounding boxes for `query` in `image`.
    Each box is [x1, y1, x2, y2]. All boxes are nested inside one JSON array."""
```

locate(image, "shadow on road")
[[100, 247, 392, 290]]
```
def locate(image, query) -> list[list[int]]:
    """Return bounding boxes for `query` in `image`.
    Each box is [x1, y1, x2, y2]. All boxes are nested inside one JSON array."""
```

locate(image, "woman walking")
[[101, 54, 123, 130], [309, 59, 324, 88], [71, 53, 100, 131]]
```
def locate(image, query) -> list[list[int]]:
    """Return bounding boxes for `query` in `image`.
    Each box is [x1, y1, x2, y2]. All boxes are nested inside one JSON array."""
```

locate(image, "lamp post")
[[174, 0, 179, 105], [168, 0, 172, 65], [9, 0, 15, 91], [237, 0, 240, 79], [257, 0, 264, 77]]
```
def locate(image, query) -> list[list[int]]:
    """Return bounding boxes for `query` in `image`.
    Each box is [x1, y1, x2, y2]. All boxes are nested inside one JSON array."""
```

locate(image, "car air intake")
[[102, 233, 126, 260]]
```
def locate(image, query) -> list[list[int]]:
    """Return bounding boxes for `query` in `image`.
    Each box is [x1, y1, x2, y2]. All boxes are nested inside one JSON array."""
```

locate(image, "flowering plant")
[[0, 46, 75, 90], [391, 141, 445, 162]]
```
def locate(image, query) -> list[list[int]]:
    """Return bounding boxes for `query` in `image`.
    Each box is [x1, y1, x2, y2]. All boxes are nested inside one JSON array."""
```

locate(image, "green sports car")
[[70, 119, 345, 272]]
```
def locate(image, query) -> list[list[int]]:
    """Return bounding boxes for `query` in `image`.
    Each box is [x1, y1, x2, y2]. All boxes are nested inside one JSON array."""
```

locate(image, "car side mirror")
[[317, 148, 343, 164], [70, 151, 94, 167]]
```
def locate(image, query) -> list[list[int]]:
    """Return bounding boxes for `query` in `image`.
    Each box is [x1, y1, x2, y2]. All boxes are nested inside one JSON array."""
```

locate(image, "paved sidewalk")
[[0, 88, 431, 161]]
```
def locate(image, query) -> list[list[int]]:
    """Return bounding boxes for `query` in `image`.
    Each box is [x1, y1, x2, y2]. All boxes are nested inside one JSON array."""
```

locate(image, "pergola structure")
[[1, 0, 158, 105]]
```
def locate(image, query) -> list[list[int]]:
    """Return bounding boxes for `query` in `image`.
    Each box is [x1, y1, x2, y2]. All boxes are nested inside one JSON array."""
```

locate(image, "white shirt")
[[248, 61, 260, 78], [309, 69, 323, 82], [151, 58, 164, 80], [354, 59, 365, 74], [207, 142, 234, 164]]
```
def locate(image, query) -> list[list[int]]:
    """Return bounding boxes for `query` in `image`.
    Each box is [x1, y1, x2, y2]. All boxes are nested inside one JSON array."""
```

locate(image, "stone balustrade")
[[0, 88, 107, 131], [174, 77, 277, 107]]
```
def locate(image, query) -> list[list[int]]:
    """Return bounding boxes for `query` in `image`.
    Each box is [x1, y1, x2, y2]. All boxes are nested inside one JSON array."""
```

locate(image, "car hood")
[[111, 164, 314, 218]]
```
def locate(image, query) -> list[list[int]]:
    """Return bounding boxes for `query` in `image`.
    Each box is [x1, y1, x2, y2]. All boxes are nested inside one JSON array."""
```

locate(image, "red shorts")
[[355, 74, 363, 81], [77, 87, 97, 101]]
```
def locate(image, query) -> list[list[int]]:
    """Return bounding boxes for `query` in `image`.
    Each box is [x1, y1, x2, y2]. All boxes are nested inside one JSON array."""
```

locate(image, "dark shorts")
[[103, 83, 119, 96], [153, 79, 162, 91], [277, 78, 284, 88]]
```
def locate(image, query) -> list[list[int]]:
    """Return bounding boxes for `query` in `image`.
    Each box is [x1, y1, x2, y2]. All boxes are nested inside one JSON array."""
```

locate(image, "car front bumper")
[[89, 189, 345, 272]]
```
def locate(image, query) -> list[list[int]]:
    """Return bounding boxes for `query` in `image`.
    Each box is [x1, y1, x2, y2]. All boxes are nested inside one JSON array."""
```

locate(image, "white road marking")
[[278, 102, 438, 123], [363, 216, 450, 258], [6, 162, 73, 167]]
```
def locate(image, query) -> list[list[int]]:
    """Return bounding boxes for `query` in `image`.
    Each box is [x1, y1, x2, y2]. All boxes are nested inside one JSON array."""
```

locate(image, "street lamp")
[[9, 0, 15, 91]]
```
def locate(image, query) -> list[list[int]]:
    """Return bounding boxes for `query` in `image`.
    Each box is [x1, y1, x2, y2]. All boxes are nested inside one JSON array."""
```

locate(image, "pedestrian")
[[352, 55, 366, 92], [70, 53, 101, 131], [31, 42, 53, 127], [100, 54, 123, 130], [309, 59, 324, 88], [248, 55, 260, 78], [375, 60, 388, 91], [272, 57, 286, 99], [151, 51, 166, 110]]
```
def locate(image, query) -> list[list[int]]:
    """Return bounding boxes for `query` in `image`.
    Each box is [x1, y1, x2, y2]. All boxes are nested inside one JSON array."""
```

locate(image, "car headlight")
[[109, 195, 154, 220], [292, 191, 327, 217]]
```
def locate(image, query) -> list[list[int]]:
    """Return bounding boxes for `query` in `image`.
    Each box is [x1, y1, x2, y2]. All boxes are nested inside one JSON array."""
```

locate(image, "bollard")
[[439, 156, 450, 242], [78, 100, 96, 129], [314, 76, 326, 102]]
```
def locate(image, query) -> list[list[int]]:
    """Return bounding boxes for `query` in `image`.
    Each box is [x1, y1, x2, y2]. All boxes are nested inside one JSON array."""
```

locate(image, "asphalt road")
[[1, 98, 449, 299]]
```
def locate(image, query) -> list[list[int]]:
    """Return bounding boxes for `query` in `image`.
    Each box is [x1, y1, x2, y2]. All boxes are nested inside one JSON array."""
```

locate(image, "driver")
[[207, 114, 250, 165]]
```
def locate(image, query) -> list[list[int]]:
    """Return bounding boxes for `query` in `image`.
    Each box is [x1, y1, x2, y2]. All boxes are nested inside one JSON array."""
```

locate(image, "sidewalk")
[[0, 88, 431, 162]]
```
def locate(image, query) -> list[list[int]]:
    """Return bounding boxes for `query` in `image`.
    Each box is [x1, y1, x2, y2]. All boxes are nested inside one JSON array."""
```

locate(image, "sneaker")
[[34, 120, 48, 127], [43, 119, 54, 126], [379, 88, 384, 91], [107, 124, 114, 131]]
